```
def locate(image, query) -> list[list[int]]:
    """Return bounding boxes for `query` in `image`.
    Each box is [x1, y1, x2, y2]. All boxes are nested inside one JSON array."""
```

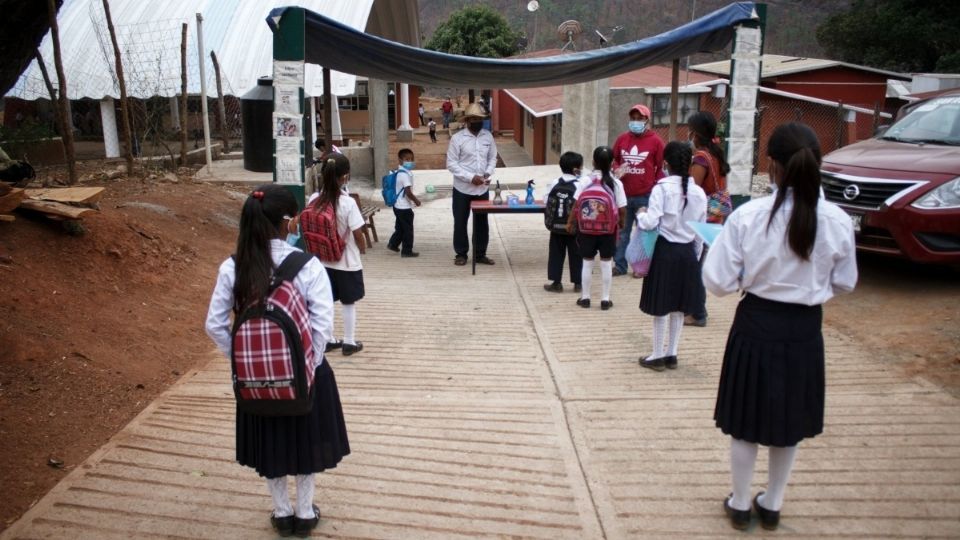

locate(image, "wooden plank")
[[0, 214, 15, 222], [0, 187, 25, 213], [19, 199, 96, 219], [25, 187, 105, 205]]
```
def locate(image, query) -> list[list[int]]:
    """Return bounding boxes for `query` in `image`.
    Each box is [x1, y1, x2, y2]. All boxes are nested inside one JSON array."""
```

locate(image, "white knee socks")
[[580, 259, 594, 300], [667, 312, 684, 356], [295, 474, 317, 518], [342, 304, 357, 345], [651, 315, 668, 358], [730, 438, 758, 511], [600, 260, 613, 301], [761, 446, 798, 511], [266, 477, 293, 517], [266, 475, 317, 519]]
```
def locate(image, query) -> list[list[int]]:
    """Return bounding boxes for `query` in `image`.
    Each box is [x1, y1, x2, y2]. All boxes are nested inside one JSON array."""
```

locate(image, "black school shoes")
[[293, 505, 321, 537], [754, 492, 780, 530], [270, 513, 295, 537], [724, 495, 751, 530]]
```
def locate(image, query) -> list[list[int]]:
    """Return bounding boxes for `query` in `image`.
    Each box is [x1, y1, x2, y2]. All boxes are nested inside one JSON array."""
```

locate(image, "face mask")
[[688, 137, 697, 149], [628, 120, 646, 134], [663, 165, 670, 176], [402, 161, 415, 170], [468, 121, 484, 133]]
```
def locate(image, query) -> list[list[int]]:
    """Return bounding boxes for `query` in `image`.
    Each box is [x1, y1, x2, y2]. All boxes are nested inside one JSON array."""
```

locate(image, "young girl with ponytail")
[[703, 123, 857, 531], [205, 184, 350, 537], [635, 142, 707, 371]]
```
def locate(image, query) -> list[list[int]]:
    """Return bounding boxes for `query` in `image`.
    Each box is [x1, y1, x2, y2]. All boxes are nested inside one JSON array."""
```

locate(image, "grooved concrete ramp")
[[4, 201, 959, 539]]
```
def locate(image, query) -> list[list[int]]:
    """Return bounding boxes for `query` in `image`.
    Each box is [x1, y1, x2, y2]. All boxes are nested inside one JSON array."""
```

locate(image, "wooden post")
[[102, 0, 134, 175], [179, 23, 188, 167], [47, 0, 77, 184], [322, 67, 333, 146], [669, 58, 680, 141], [210, 51, 229, 151], [34, 49, 60, 133]]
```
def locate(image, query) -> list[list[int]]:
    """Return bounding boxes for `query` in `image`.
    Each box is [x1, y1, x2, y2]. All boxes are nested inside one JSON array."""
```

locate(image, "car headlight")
[[912, 177, 960, 209]]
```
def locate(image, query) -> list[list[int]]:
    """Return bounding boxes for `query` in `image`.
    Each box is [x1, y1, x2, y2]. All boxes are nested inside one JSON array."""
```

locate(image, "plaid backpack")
[[300, 199, 345, 262], [575, 178, 619, 235], [230, 251, 318, 416]]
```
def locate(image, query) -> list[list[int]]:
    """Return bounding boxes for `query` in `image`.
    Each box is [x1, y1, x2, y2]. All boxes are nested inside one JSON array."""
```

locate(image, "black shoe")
[[387, 244, 400, 253], [600, 300, 613, 310], [612, 267, 626, 276], [270, 513, 295, 537], [476, 256, 495, 265], [342, 342, 364, 356], [754, 492, 780, 531], [639, 356, 665, 371], [664, 355, 678, 369], [684, 314, 707, 327], [574, 284, 582, 292], [724, 495, 751, 531], [544, 282, 563, 293], [324, 340, 343, 353], [401, 251, 420, 258], [576, 298, 590, 309], [454, 255, 468, 266], [293, 505, 320, 538]]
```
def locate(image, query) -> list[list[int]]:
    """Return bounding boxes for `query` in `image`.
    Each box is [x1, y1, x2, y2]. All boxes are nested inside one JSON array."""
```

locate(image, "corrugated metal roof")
[[692, 54, 907, 80], [7, 0, 376, 101]]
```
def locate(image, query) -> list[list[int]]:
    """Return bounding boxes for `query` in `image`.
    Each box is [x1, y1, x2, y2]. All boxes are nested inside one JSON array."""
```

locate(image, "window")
[[550, 114, 562, 153], [652, 94, 700, 126]]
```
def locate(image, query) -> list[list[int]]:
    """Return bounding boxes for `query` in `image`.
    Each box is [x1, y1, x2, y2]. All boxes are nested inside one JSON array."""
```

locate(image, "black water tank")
[[241, 77, 273, 172]]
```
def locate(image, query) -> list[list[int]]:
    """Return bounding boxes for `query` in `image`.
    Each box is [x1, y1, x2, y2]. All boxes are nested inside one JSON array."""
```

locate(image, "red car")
[[820, 91, 960, 264]]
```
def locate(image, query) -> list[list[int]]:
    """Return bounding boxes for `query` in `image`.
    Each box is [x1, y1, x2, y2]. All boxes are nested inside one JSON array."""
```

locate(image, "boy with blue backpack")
[[386, 148, 421, 257], [543, 152, 584, 293]]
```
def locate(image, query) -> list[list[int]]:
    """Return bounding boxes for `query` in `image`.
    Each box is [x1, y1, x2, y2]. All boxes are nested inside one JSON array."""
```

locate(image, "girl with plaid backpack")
[[205, 184, 349, 537]]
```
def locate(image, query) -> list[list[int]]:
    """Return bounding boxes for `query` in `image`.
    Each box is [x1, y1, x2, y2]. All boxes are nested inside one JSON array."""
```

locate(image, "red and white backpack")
[[231, 251, 318, 416], [300, 200, 345, 262], [575, 178, 619, 235]]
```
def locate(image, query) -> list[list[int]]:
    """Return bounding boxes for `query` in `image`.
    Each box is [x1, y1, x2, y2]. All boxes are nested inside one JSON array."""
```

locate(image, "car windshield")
[[882, 96, 960, 145]]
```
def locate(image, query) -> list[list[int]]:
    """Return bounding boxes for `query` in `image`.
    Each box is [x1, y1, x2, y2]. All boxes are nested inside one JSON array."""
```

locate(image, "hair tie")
[[252, 191, 264, 200], [712, 137, 721, 145], [326, 158, 336, 166]]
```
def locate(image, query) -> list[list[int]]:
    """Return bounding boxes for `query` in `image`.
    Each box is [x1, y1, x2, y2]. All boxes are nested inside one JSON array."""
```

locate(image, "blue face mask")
[[402, 161, 415, 170], [628, 120, 646, 134], [286, 230, 301, 246]]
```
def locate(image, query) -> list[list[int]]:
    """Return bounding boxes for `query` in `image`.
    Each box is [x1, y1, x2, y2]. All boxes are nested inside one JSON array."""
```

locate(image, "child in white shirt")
[[387, 148, 422, 257]]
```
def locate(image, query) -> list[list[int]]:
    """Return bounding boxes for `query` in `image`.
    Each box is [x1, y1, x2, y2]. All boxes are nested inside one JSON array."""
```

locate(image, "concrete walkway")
[[4, 199, 959, 539]]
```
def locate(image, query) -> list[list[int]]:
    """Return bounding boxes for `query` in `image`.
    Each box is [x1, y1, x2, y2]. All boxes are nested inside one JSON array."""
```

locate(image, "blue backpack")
[[381, 169, 407, 207]]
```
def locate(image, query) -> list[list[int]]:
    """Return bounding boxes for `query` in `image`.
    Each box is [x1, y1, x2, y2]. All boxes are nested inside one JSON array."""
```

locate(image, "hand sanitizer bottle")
[[525, 180, 535, 205]]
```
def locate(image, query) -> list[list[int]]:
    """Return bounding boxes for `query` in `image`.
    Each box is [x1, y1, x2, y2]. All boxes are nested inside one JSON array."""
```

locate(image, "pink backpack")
[[575, 178, 619, 235], [231, 251, 318, 416]]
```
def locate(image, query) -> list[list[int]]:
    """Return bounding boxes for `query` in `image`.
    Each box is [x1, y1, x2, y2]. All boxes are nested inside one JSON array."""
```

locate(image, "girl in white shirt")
[[204, 184, 350, 537], [703, 123, 857, 531], [636, 142, 708, 371]]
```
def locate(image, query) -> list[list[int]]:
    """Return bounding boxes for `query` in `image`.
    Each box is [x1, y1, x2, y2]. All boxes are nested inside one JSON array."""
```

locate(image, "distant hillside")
[[419, 0, 850, 61]]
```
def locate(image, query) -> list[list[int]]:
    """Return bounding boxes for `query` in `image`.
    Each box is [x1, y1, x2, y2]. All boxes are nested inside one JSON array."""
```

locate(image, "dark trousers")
[[548, 233, 582, 284], [389, 207, 415, 254], [429, 130, 437, 143], [452, 188, 489, 258]]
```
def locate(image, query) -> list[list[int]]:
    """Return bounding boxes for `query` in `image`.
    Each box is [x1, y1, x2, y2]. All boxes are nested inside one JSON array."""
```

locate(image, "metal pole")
[[196, 13, 213, 175], [669, 58, 680, 140]]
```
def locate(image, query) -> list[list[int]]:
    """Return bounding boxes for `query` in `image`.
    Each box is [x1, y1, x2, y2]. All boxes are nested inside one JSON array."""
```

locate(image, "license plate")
[[849, 213, 862, 233]]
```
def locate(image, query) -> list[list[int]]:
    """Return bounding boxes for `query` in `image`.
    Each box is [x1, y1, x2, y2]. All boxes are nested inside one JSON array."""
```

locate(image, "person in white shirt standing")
[[447, 102, 498, 266], [636, 142, 708, 371], [387, 148, 422, 257], [703, 123, 858, 531]]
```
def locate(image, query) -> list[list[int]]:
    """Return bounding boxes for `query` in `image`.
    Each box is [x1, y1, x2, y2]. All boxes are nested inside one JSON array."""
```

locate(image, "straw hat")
[[462, 102, 488, 120]]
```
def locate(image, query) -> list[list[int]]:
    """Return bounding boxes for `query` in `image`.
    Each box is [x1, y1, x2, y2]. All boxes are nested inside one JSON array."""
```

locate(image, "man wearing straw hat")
[[447, 102, 499, 266]]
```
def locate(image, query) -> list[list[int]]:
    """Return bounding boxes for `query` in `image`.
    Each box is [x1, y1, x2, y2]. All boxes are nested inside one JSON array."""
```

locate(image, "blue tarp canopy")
[[268, 2, 757, 88]]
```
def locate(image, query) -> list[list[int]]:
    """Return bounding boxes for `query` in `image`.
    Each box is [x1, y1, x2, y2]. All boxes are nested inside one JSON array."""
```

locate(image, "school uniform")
[[388, 168, 416, 255], [321, 194, 366, 304], [544, 173, 583, 285], [205, 240, 350, 478], [703, 192, 857, 447], [637, 176, 708, 316], [573, 175, 628, 259]]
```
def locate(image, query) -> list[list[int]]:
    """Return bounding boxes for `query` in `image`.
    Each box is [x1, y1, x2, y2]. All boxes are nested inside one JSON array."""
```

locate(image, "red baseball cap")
[[629, 103, 651, 117]]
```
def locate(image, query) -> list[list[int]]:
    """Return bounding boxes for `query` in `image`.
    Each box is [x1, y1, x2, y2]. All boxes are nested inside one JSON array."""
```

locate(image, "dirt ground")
[[1, 159, 958, 532]]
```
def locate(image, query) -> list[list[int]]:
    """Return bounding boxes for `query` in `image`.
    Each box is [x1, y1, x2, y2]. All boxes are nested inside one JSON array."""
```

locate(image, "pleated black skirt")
[[714, 293, 825, 447], [639, 236, 703, 316], [237, 360, 350, 478]]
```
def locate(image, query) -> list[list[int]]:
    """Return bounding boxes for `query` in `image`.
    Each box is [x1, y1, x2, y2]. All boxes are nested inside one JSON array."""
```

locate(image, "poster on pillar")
[[276, 157, 303, 185], [275, 85, 301, 115], [273, 114, 303, 139], [274, 61, 304, 86]]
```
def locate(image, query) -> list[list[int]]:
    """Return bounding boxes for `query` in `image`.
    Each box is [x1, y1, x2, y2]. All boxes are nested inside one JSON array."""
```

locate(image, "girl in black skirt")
[[703, 123, 857, 530], [636, 142, 707, 371], [205, 184, 350, 537]]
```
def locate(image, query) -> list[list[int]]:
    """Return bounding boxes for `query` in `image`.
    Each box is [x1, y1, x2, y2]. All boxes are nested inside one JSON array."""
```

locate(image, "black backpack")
[[544, 177, 578, 234]]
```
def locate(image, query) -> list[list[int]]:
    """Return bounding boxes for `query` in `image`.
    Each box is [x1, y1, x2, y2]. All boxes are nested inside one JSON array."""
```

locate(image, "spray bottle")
[[525, 179, 535, 205]]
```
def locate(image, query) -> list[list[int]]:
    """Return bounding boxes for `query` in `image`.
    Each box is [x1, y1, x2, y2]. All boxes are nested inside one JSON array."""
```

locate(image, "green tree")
[[816, 0, 960, 73]]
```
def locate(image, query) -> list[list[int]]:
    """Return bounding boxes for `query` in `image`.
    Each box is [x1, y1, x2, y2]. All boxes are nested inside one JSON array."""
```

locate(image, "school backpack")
[[575, 178, 619, 235], [230, 251, 317, 416], [299, 200, 345, 262], [380, 169, 407, 207], [544, 177, 578, 234]]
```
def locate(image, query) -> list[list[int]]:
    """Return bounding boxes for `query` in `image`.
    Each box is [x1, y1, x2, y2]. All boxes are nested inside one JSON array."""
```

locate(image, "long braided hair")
[[766, 122, 822, 260], [664, 141, 693, 208], [592, 146, 616, 192], [314, 153, 351, 210], [233, 184, 298, 310]]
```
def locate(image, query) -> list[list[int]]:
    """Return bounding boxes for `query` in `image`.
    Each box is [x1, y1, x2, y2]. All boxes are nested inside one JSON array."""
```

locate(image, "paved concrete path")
[[4, 200, 959, 539]]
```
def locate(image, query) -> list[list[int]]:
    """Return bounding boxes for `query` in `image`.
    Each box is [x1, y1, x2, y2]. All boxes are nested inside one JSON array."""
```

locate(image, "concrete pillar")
[[100, 97, 120, 158], [369, 78, 390, 186], [332, 94, 343, 143], [170, 97, 180, 131], [727, 24, 763, 197], [397, 82, 413, 141], [561, 78, 610, 165]]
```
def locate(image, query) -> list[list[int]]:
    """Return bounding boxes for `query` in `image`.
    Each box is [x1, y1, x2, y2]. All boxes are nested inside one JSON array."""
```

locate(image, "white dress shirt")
[[393, 169, 414, 210], [205, 239, 334, 363], [703, 192, 858, 306], [447, 128, 498, 196], [636, 176, 708, 244]]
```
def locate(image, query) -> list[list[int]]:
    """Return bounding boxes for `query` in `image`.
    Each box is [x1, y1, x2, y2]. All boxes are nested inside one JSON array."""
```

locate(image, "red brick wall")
[[496, 90, 517, 135]]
